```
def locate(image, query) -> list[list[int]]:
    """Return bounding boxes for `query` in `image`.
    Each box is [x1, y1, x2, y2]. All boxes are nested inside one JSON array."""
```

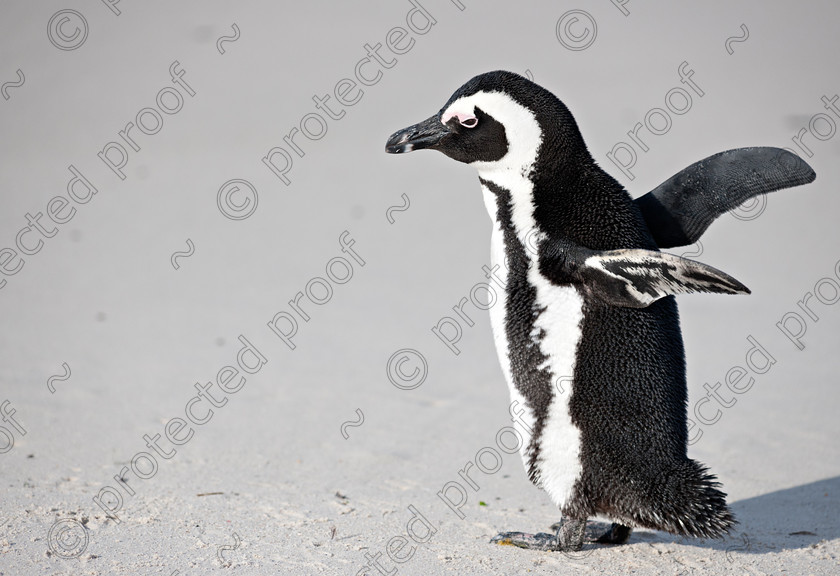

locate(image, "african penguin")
[[385, 70, 816, 552]]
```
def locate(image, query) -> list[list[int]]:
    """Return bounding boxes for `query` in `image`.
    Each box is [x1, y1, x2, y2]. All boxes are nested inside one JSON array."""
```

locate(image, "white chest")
[[481, 183, 585, 509]]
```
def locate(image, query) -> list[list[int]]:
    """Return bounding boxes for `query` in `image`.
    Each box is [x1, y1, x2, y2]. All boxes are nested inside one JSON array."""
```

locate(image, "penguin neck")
[[477, 151, 605, 247], [477, 164, 542, 249]]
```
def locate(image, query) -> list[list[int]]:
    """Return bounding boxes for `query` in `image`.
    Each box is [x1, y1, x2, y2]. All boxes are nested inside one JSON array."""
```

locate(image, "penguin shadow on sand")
[[626, 475, 839, 554]]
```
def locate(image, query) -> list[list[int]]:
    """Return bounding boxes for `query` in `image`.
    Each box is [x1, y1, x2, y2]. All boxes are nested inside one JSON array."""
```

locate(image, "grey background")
[[1, 1, 838, 574]]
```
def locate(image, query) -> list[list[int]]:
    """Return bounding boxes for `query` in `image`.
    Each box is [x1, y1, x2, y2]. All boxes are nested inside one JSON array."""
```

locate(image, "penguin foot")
[[594, 523, 633, 545], [547, 520, 633, 545], [491, 531, 560, 551], [491, 518, 586, 552]]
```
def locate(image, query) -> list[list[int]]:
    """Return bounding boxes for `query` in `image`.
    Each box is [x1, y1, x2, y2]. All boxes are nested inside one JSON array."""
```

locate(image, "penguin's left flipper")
[[634, 147, 816, 249], [539, 244, 750, 309]]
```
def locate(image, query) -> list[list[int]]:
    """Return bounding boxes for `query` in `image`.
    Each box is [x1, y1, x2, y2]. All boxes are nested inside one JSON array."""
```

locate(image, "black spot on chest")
[[482, 178, 557, 483]]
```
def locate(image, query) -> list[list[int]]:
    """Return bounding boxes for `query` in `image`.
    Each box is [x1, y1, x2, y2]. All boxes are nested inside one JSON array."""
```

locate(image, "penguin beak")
[[385, 115, 451, 154]]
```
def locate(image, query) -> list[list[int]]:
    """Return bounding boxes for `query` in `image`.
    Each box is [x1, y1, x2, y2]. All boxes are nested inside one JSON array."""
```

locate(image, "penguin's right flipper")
[[580, 249, 750, 308], [539, 243, 750, 308], [634, 147, 816, 248]]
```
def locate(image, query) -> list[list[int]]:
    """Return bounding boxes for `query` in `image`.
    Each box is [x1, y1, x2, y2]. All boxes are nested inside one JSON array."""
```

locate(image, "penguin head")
[[386, 70, 588, 173]]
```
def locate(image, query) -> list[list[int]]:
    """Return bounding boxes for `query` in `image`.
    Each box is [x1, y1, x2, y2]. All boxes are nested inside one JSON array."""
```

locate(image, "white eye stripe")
[[441, 110, 477, 127]]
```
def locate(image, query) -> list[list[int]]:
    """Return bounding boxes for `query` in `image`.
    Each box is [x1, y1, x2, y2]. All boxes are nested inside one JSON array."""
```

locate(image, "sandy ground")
[[1, 1, 838, 574]]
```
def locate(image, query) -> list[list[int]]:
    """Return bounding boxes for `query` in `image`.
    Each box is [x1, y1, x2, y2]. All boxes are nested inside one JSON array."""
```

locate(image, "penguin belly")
[[484, 194, 585, 511], [528, 271, 585, 510]]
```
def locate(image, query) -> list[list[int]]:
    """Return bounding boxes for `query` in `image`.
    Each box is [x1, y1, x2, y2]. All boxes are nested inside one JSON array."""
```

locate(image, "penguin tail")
[[631, 459, 736, 538]]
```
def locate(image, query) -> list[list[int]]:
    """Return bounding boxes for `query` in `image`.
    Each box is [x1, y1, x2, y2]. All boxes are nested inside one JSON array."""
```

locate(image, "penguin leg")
[[490, 517, 586, 552], [594, 523, 633, 545]]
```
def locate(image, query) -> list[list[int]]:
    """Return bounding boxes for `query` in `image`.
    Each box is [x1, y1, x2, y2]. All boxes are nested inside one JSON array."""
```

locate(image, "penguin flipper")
[[539, 244, 750, 308], [634, 147, 816, 248]]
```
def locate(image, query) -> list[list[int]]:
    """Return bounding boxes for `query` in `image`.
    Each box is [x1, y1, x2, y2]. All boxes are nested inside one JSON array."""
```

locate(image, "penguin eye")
[[442, 110, 479, 129]]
